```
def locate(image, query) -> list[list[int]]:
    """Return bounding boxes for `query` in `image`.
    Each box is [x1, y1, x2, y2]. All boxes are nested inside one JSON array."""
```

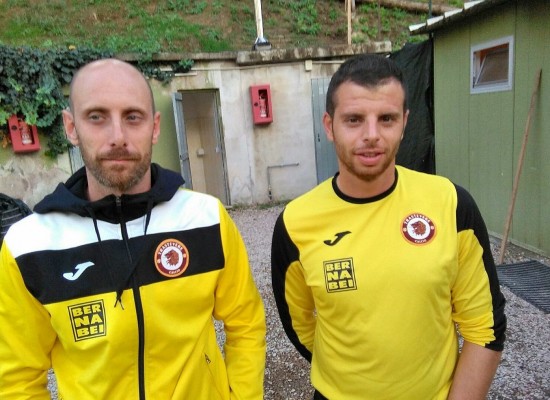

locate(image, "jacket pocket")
[[203, 350, 230, 400]]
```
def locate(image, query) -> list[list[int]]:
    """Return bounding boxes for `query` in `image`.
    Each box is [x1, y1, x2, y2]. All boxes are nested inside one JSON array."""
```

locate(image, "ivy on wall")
[[0, 45, 193, 158]]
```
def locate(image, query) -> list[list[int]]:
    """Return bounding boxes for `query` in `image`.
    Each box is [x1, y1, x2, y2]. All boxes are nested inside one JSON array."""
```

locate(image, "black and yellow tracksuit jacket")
[[0, 164, 266, 399]]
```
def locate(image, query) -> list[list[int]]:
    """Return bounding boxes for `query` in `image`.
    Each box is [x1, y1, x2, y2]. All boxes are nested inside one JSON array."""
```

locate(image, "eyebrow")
[[380, 111, 402, 119], [80, 106, 149, 115]]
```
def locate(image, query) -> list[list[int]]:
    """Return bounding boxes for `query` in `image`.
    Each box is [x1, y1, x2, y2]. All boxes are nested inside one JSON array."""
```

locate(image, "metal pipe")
[[267, 163, 299, 201], [253, 0, 271, 50], [254, 0, 264, 39]]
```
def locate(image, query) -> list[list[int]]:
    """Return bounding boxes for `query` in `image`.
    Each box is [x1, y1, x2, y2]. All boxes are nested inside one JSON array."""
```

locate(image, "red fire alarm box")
[[8, 115, 41, 153], [250, 84, 273, 125]]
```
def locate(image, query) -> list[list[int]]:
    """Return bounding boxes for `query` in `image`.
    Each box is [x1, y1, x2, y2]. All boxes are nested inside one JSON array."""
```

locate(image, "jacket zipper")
[[116, 197, 147, 400]]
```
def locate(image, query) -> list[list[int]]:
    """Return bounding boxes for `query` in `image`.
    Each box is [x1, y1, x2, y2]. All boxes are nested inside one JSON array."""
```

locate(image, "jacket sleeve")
[[452, 185, 506, 351], [0, 242, 56, 399], [213, 204, 266, 400], [270, 212, 316, 362]]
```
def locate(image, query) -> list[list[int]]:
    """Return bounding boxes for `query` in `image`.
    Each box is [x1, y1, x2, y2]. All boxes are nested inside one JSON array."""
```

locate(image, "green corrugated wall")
[[433, 0, 549, 256]]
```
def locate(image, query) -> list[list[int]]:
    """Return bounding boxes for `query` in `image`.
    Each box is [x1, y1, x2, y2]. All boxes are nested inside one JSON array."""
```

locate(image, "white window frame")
[[470, 35, 514, 94]]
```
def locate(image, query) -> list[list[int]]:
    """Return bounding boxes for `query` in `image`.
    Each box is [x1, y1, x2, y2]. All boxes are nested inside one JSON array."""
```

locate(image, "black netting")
[[391, 39, 435, 174], [1, 193, 32, 245]]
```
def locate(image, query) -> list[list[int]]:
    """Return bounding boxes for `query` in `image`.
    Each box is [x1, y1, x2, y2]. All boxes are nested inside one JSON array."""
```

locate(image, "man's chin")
[[353, 166, 383, 182], [100, 171, 136, 190]]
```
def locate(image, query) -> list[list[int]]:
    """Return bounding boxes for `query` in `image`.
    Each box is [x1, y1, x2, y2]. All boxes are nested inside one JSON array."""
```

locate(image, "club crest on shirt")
[[154, 239, 189, 277], [402, 213, 436, 245]]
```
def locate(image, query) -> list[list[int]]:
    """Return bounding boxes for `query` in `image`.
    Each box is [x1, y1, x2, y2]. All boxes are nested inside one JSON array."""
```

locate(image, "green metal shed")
[[410, 0, 549, 257]]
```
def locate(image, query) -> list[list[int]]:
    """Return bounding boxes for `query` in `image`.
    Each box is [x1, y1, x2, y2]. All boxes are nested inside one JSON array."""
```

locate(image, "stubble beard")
[[80, 146, 152, 194], [335, 140, 397, 184]]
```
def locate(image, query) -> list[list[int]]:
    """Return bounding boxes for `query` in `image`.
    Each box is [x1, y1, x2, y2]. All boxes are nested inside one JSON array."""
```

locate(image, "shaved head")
[[69, 59, 155, 114]]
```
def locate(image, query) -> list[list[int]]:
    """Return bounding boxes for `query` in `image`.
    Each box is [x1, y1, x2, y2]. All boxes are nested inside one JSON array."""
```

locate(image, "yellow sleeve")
[[0, 243, 55, 399], [213, 204, 266, 400]]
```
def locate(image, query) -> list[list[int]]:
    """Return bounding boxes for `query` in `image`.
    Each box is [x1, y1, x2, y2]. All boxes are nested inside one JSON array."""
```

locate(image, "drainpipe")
[[267, 163, 299, 201], [253, 0, 271, 50]]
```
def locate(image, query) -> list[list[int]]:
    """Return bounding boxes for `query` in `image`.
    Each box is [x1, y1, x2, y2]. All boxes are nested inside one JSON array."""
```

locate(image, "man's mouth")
[[355, 149, 383, 165], [101, 150, 138, 161]]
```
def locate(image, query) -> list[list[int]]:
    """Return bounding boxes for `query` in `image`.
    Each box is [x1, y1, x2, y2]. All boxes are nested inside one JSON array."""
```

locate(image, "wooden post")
[[498, 68, 542, 264], [377, 0, 381, 40], [347, 0, 352, 45]]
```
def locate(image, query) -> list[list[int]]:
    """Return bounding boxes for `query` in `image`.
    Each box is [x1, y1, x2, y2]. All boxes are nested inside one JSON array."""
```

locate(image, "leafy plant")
[[449, 0, 465, 7], [0, 46, 111, 157], [186, 0, 207, 15], [329, 6, 339, 22], [198, 28, 231, 52], [285, 0, 321, 36], [212, 1, 223, 15]]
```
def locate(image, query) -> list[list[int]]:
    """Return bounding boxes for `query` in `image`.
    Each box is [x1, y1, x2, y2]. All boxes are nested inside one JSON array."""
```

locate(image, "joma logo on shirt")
[[68, 300, 106, 341], [324, 258, 357, 293]]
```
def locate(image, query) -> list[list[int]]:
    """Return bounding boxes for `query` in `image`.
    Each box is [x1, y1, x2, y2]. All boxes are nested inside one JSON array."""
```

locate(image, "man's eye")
[[127, 114, 142, 122]]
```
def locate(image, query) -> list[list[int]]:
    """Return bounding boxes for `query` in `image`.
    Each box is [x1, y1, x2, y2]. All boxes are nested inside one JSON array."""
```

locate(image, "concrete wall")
[[155, 58, 345, 204], [0, 148, 72, 209]]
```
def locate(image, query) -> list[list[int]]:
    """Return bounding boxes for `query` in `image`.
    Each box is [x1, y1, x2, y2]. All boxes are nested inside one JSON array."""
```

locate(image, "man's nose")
[[362, 120, 380, 142], [109, 119, 127, 146]]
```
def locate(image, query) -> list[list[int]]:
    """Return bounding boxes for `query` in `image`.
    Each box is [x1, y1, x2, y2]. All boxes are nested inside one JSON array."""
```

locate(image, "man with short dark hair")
[[271, 53, 506, 399]]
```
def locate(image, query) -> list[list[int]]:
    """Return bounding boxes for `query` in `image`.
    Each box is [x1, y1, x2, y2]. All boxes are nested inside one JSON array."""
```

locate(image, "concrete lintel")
[[117, 51, 239, 63], [117, 42, 392, 67], [236, 42, 391, 66]]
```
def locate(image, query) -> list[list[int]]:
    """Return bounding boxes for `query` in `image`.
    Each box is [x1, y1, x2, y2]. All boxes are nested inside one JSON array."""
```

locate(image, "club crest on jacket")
[[155, 239, 189, 277]]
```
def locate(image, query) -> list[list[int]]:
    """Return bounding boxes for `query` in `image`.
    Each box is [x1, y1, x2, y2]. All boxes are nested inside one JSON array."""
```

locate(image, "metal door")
[[311, 77, 338, 183], [172, 92, 193, 189]]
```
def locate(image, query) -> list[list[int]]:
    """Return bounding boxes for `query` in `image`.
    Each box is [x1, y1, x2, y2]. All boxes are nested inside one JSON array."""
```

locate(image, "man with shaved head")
[[65, 59, 160, 201], [0, 59, 266, 399]]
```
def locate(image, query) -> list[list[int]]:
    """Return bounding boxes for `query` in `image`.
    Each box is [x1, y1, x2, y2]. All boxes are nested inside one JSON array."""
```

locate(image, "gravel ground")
[[47, 204, 550, 399]]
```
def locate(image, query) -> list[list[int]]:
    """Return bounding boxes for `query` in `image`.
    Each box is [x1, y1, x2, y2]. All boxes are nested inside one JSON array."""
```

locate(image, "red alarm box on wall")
[[8, 115, 41, 153], [250, 84, 273, 125]]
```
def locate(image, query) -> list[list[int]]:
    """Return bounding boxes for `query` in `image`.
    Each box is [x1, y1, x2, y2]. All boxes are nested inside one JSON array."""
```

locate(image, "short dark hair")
[[325, 53, 407, 117]]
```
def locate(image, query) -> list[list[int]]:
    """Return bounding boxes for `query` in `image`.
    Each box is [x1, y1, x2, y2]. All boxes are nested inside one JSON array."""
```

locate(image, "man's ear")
[[323, 112, 334, 142], [62, 109, 79, 146], [151, 111, 161, 144], [401, 109, 410, 140]]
